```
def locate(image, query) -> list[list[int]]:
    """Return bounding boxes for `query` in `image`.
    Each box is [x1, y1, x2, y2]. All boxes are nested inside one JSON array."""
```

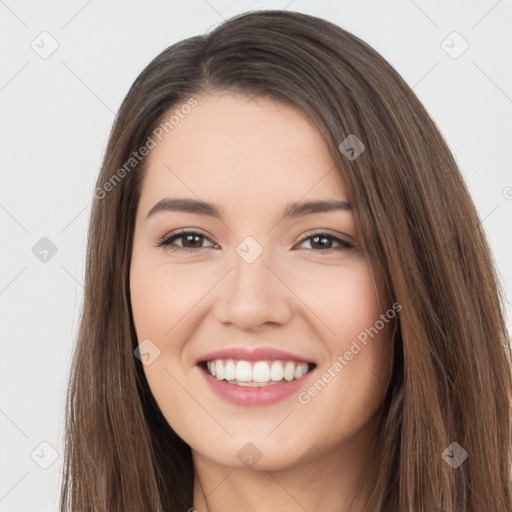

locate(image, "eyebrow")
[[146, 197, 352, 220]]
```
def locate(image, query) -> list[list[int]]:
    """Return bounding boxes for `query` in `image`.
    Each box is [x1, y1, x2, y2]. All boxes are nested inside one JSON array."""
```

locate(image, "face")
[[130, 92, 393, 472]]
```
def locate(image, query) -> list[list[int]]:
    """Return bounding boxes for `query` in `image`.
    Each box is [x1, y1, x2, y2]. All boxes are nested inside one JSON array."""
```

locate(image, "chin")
[[190, 430, 312, 472]]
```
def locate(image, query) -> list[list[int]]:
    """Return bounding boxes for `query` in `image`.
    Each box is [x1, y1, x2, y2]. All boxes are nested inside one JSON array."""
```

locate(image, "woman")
[[60, 9, 512, 512]]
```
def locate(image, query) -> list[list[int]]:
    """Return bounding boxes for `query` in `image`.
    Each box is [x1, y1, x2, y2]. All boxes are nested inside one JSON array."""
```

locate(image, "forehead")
[[140, 92, 349, 211]]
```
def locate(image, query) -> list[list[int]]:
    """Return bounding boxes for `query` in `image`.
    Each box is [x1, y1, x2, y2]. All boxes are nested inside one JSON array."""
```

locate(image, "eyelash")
[[155, 229, 354, 253]]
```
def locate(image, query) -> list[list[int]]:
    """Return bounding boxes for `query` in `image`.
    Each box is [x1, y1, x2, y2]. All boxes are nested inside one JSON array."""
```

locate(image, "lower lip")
[[198, 365, 315, 406]]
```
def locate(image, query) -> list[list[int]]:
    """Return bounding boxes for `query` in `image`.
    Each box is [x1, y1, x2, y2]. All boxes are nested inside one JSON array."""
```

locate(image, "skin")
[[130, 91, 393, 512]]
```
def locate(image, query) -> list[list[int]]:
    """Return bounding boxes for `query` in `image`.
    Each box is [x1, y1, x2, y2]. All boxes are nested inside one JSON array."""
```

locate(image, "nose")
[[212, 247, 294, 331]]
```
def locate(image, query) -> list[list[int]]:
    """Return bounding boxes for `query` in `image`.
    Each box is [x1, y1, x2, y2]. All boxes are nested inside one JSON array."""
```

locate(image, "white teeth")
[[225, 360, 236, 380], [205, 359, 311, 385], [284, 361, 295, 381], [235, 361, 252, 382], [253, 361, 270, 383], [216, 361, 225, 380], [270, 360, 284, 381]]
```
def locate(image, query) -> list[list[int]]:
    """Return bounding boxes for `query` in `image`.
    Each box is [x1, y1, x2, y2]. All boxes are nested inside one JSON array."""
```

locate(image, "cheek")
[[296, 329, 392, 449], [130, 255, 206, 435], [129, 248, 209, 341], [331, 269, 392, 402], [291, 263, 392, 429], [287, 257, 384, 347], [129, 248, 211, 403]]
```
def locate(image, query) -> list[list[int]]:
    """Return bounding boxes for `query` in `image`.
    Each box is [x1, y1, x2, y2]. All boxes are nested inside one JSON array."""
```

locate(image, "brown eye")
[[156, 230, 215, 251], [298, 232, 353, 252]]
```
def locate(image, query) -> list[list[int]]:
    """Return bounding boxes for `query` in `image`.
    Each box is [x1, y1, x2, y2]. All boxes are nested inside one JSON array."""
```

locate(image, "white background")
[[1, 0, 511, 509]]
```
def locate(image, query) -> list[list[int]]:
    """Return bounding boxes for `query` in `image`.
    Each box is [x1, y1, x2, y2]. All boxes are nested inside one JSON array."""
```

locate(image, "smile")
[[205, 359, 313, 386], [198, 359, 317, 406]]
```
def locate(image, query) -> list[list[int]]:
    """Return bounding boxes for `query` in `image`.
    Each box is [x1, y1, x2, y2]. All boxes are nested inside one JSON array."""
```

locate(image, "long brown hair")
[[60, 9, 512, 511]]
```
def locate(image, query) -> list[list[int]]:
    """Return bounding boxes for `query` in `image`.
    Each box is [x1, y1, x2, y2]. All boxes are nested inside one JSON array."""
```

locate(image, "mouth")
[[198, 359, 317, 387]]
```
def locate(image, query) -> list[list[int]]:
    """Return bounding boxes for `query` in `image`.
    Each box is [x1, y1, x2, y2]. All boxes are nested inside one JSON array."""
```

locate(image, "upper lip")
[[195, 347, 316, 365]]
